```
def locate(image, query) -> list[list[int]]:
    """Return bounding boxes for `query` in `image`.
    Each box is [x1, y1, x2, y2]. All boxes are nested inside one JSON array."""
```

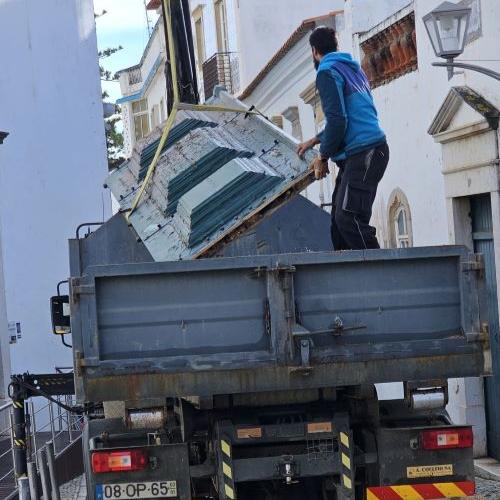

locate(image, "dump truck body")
[[71, 241, 488, 405], [67, 208, 488, 500]]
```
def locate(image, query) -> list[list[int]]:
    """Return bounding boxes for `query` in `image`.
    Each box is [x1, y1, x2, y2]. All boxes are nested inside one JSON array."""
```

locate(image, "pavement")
[[476, 476, 500, 499], [60, 474, 87, 500], [475, 457, 500, 482], [59, 475, 500, 500]]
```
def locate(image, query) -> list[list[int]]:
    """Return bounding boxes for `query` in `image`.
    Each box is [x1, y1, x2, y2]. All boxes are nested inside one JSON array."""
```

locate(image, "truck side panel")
[[71, 246, 489, 403]]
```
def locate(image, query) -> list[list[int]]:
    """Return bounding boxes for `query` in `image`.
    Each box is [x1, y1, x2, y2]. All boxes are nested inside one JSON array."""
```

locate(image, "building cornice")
[[239, 11, 342, 100], [428, 86, 500, 136]]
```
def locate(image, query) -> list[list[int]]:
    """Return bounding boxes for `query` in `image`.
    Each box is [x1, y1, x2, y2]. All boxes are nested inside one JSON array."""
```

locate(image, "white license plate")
[[96, 480, 177, 499]]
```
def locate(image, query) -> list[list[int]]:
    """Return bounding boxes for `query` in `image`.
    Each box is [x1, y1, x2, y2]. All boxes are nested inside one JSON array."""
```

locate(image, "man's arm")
[[316, 69, 347, 159]]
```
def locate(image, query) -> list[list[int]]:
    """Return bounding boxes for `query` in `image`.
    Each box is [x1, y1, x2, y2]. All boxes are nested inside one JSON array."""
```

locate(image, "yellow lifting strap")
[[126, 0, 261, 220]]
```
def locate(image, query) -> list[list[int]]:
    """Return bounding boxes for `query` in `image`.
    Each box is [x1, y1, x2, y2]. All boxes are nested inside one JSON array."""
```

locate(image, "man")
[[297, 26, 389, 250]]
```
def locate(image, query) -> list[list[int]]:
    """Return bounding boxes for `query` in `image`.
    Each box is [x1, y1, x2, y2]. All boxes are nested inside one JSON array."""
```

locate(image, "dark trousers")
[[331, 142, 389, 250]]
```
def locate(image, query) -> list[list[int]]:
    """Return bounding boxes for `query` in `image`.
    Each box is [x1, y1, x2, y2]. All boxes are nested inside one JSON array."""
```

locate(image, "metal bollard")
[[18, 476, 31, 500], [46, 442, 61, 500], [37, 448, 51, 500], [27, 461, 40, 500]]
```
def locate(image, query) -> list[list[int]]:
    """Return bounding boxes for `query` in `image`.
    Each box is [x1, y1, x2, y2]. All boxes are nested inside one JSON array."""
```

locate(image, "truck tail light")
[[421, 427, 473, 450], [91, 449, 148, 473]]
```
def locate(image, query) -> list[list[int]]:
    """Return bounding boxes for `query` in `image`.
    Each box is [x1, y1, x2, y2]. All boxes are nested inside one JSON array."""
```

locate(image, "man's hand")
[[309, 157, 330, 180], [297, 137, 320, 158]]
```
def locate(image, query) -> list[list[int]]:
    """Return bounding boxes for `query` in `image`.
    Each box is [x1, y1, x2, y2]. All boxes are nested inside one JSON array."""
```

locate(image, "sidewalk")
[[60, 475, 86, 500]]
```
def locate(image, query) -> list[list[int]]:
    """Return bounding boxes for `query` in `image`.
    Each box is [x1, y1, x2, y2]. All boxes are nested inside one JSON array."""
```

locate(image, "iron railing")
[[0, 397, 84, 498], [202, 52, 239, 99], [128, 66, 143, 86]]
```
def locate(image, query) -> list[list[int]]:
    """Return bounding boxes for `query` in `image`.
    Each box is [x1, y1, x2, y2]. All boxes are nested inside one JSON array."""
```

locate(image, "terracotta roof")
[[146, 0, 161, 10], [239, 11, 342, 100]]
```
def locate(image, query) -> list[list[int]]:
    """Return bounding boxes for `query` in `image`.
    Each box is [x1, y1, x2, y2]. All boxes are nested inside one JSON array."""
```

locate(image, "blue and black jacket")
[[316, 52, 386, 162]]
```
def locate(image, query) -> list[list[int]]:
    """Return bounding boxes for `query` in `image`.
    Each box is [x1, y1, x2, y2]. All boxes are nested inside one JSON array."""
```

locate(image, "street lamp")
[[423, 1, 500, 81]]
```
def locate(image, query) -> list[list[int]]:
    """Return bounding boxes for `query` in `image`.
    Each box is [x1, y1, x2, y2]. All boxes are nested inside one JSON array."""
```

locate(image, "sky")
[[93, 0, 159, 103]]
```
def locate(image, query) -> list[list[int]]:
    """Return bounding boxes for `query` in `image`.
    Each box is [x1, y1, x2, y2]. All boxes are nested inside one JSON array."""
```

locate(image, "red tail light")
[[421, 427, 473, 450], [91, 449, 148, 473]]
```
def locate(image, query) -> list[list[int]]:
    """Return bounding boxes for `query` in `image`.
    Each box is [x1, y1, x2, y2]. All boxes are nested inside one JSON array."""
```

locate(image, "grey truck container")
[[69, 220, 490, 404]]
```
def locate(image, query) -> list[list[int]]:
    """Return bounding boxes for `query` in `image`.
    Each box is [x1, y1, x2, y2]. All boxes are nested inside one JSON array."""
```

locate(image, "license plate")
[[96, 481, 177, 499]]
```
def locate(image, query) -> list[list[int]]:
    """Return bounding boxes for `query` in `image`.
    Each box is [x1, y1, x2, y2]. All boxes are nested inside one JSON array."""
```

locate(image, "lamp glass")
[[423, 3, 471, 59]]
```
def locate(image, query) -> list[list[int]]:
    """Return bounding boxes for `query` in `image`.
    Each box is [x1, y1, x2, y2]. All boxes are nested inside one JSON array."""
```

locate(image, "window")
[[214, 0, 228, 52], [192, 6, 206, 73], [132, 99, 149, 141], [394, 206, 410, 248], [388, 189, 413, 248]]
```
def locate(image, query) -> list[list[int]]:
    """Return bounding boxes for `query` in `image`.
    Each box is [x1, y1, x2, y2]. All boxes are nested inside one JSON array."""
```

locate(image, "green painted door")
[[471, 194, 500, 459]]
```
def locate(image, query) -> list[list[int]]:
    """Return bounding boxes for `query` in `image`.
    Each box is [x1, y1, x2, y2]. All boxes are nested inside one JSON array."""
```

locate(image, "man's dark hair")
[[309, 26, 338, 55]]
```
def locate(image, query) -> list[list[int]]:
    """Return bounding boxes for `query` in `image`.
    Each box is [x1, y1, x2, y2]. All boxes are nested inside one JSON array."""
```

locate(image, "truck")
[[49, 1, 491, 498], [49, 200, 490, 500]]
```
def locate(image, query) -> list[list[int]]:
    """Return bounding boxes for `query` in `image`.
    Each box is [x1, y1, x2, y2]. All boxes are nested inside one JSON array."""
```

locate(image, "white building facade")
[[0, 0, 111, 375], [239, 0, 500, 460], [117, 12, 169, 158], [117, 0, 344, 154]]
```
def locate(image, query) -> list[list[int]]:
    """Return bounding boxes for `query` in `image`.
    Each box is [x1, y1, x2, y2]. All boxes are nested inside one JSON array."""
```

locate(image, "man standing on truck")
[[297, 27, 389, 250]]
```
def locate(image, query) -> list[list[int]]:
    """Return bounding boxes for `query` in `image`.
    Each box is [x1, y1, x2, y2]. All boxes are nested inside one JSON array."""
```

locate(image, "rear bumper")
[[367, 481, 475, 499]]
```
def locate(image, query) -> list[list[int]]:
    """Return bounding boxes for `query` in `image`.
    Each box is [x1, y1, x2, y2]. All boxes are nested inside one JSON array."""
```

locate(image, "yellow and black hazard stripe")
[[367, 480, 475, 499], [219, 436, 236, 500], [339, 428, 355, 498], [13, 438, 26, 448], [13, 400, 24, 409]]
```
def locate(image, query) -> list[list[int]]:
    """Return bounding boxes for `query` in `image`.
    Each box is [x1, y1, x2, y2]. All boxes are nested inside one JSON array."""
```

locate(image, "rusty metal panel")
[[71, 246, 489, 404]]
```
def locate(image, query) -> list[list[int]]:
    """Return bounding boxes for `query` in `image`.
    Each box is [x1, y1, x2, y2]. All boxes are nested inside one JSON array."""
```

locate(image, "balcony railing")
[[128, 66, 143, 86], [202, 52, 239, 99]]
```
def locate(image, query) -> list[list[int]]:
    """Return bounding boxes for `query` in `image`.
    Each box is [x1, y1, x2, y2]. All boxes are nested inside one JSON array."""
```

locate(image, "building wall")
[[118, 20, 168, 156], [234, 0, 343, 89], [0, 0, 111, 374], [190, 0, 239, 59], [189, 0, 240, 100]]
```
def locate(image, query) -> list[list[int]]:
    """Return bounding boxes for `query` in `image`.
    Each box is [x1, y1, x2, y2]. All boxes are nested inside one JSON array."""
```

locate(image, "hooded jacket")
[[316, 52, 385, 161]]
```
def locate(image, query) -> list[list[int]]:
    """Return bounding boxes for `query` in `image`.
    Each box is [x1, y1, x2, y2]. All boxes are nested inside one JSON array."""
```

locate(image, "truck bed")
[[70, 245, 490, 404]]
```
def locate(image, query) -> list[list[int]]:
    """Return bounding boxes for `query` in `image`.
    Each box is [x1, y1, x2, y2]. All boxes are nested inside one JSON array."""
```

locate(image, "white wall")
[[190, 0, 239, 59], [235, 0, 344, 88], [0, 0, 111, 374]]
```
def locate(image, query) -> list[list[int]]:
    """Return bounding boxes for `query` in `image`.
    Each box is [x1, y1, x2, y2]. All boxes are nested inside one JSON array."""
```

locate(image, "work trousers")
[[331, 142, 389, 250]]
